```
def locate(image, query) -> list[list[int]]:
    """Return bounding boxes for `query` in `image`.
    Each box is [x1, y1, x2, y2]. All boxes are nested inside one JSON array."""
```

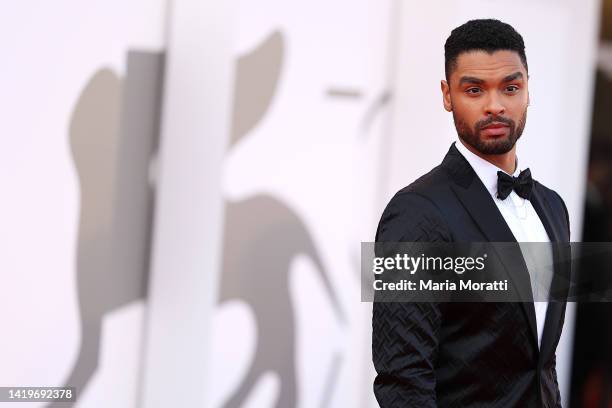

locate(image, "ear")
[[441, 79, 452, 112], [527, 89, 530, 106], [526, 74, 530, 106]]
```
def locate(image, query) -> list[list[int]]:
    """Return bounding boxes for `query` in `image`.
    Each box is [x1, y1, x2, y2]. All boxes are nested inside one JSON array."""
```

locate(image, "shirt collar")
[[454, 139, 521, 199]]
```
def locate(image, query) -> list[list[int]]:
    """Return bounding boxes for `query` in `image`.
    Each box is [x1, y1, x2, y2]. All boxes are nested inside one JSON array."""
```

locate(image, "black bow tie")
[[497, 168, 533, 200]]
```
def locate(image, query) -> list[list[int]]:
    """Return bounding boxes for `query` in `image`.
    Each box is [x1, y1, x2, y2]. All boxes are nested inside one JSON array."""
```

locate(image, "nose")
[[484, 92, 505, 117]]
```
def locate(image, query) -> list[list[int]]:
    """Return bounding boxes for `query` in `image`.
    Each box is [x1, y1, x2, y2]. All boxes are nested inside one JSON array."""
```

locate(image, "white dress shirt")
[[454, 140, 553, 348]]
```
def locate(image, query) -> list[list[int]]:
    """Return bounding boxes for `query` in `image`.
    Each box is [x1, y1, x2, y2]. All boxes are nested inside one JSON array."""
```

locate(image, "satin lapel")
[[530, 184, 567, 365], [443, 145, 539, 351]]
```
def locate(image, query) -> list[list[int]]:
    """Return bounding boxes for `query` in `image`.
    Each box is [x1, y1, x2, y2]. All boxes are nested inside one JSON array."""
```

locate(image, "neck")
[[459, 139, 517, 174]]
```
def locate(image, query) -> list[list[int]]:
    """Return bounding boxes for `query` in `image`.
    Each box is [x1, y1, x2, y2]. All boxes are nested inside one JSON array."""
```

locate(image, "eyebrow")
[[502, 71, 524, 82], [458, 76, 484, 86], [458, 71, 524, 87]]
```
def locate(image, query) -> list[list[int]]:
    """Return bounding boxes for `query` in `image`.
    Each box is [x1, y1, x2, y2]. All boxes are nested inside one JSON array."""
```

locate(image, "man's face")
[[441, 50, 529, 155]]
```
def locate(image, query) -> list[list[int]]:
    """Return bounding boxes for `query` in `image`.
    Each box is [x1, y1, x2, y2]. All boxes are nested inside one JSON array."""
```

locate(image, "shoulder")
[[376, 165, 453, 242], [533, 180, 571, 239]]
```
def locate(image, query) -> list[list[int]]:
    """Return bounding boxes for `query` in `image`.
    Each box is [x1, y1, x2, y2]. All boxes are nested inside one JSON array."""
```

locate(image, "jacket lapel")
[[443, 143, 540, 351]]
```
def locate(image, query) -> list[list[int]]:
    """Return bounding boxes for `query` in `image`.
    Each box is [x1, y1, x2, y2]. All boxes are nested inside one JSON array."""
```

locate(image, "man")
[[372, 19, 571, 407]]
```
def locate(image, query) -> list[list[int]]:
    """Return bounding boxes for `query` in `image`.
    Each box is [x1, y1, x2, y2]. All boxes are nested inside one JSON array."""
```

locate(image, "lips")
[[480, 122, 510, 137], [482, 122, 509, 130]]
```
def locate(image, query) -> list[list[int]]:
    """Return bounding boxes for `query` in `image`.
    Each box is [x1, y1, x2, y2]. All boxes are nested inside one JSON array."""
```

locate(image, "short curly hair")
[[444, 19, 528, 81]]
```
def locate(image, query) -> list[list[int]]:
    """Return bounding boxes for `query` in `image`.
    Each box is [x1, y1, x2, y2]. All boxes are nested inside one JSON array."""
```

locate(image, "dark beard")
[[453, 107, 527, 155]]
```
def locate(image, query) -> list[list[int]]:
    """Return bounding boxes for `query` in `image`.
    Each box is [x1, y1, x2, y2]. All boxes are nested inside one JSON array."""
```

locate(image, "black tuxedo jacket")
[[372, 143, 571, 408]]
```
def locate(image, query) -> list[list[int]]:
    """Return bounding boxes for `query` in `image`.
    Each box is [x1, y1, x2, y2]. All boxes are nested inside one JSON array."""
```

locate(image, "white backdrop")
[[142, 0, 394, 407], [0, 1, 166, 407]]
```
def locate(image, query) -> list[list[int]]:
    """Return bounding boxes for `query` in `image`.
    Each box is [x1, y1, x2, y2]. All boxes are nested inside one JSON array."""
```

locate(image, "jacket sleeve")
[[372, 191, 451, 407]]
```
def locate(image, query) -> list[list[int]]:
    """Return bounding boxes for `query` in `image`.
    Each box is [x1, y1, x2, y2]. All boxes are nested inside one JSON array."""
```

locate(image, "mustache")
[[476, 116, 515, 130]]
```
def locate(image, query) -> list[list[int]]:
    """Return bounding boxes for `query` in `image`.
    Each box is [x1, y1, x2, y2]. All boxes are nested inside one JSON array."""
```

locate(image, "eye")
[[466, 87, 482, 95], [505, 85, 519, 93]]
